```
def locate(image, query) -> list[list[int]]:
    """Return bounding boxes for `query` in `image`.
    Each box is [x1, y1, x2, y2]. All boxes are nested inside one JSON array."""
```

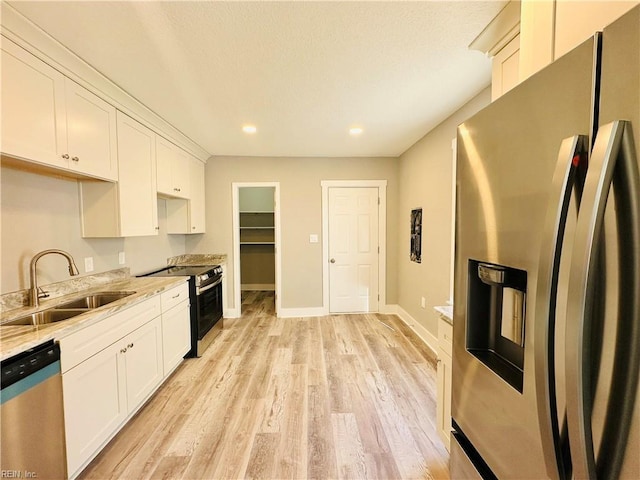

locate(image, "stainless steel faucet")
[[29, 249, 80, 307]]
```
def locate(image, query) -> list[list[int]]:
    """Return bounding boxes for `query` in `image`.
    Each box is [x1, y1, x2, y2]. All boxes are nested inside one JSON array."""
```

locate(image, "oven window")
[[197, 281, 223, 339]]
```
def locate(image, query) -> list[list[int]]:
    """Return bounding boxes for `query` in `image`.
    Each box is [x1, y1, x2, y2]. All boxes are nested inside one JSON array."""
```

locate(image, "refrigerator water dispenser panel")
[[467, 259, 527, 392]]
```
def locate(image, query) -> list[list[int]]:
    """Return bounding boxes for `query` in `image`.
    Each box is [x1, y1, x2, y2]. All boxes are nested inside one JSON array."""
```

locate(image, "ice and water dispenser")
[[467, 260, 527, 392]]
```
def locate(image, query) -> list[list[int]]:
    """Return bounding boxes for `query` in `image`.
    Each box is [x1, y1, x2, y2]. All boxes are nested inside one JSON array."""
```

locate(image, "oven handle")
[[197, 277, 222, 295]]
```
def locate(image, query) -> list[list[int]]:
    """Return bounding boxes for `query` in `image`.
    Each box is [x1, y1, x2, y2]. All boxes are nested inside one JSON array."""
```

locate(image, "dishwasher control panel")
[[1, 340, 59, 389]]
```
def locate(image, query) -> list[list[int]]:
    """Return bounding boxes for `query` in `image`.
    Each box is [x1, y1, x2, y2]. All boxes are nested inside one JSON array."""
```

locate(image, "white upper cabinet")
[[64, 78, 118, 181], [1, 38, 118, 181], [166, 157, 206, 234], [554, 0, 639, 58], [1, 37, 67, 168], [156, 136, 190, 199], [80, 112, 158, 237], [519, 0, 640, 80], [188, 157, 206, 233]]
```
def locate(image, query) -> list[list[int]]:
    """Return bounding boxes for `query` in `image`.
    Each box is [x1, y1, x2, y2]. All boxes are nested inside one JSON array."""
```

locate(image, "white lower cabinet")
[[160, 284, 191, 375], [62, 340, 126, 476], [436, 316, 453, 451], [60, 283, 189, 478], [122, 317, 164, 412]]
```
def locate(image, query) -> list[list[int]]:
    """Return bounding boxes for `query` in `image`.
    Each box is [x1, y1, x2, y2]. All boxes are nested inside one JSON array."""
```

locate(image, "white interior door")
[[328, 187, 379, 313]]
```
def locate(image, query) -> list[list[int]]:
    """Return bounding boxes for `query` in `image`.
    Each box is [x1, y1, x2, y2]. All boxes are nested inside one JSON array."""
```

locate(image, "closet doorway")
[[232, 182, 281, 316]]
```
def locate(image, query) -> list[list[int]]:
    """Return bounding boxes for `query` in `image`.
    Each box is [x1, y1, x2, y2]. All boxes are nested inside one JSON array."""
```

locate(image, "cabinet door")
[[161, 301, 191, 374], [1, 38, 68, 168], [116, 112, 158, 236], [123, 316, 163, 411], [188, 158, 206, 233], [63, 343, 126, 476], [436, 350, 452, 451], [65, 78, 118, 181], [156, 136, 190, 198]]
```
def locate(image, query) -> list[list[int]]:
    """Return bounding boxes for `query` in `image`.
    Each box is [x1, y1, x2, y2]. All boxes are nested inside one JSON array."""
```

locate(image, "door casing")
[[321, 180, 387, 314]]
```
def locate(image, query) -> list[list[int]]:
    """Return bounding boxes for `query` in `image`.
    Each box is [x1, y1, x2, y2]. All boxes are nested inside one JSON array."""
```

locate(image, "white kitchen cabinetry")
[[166, 157, 206, 234], [188, 157, 206, 233], [491, 35, 520, 100], [1, 38, 118, 181], [62, 339, 126, 478], [64, 78, 118, 181], [80, 112, 158, 237], [519, 0, 639, 80], [60, 297, 163, 477], [554, 0, 639, 58], [156, 135, 190, 199], [436, 313, 453, 451], [160, 283, 191, 374]]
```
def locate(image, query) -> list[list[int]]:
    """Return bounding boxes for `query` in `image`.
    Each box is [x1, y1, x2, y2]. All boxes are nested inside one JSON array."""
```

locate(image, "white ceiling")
[[8, 1, 506, 158]]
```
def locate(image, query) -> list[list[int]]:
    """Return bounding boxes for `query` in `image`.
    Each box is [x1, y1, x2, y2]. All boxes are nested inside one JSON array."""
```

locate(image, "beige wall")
[[1, 166, 186, 293], [185, 156, 398, 310], [396, 87, 491, 337]]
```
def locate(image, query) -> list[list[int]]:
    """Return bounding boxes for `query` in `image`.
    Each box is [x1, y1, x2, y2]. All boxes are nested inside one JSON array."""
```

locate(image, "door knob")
[[330, 258, 336, 263]]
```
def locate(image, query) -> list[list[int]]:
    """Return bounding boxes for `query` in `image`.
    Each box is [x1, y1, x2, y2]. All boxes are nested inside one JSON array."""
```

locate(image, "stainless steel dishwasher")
[[1, 340, 67, 479]]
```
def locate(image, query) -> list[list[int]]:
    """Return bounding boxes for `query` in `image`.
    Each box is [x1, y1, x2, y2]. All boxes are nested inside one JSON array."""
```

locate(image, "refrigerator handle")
[[534, 134, 588, 480], [565, 120, 640, 479]]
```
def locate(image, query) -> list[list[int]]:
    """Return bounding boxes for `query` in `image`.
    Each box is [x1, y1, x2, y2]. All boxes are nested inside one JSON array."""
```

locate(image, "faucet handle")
[[37, 287, 50, 300]]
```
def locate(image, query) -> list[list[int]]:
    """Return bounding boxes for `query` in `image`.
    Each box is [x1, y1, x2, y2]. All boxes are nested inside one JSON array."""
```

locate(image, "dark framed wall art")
[[410, 208, 422, 263]]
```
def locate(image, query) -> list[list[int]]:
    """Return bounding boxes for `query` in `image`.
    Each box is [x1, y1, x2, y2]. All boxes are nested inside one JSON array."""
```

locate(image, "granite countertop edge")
[[0, 276, 188, 361], [434, 305, 453, 325]]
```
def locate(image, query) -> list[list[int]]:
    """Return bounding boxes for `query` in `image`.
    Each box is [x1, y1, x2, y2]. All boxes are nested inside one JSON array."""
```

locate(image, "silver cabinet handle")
[[62, 153, 70, 159], [330, 258, 336, 264], [71, 156, 79, 162]]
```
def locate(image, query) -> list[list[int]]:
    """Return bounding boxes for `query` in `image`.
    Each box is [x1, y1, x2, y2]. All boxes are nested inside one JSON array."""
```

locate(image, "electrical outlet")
[[309, 234, 319, 243], [84, 257, 94, 273], [421, 296, 426, 309], [118, 252, 126, 265]]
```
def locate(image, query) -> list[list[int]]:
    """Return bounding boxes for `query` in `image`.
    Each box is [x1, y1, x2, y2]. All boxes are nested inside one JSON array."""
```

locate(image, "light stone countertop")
[[168, 253, 227, 266], [434, 305, 453, 325], [0, 276, 187, 361]]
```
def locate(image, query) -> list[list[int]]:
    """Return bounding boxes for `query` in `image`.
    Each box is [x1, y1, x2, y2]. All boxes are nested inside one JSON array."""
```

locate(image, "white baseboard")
[[241, 284, 275, 291], [392, 305, 439, 357]]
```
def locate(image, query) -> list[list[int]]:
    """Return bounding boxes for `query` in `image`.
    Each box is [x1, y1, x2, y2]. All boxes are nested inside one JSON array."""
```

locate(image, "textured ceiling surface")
[[8, 1, 506, 157]]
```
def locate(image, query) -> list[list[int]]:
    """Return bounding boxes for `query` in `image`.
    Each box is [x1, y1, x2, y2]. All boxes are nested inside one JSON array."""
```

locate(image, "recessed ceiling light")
[[242, 124, 257, 134], [349, 127, 363, 135]]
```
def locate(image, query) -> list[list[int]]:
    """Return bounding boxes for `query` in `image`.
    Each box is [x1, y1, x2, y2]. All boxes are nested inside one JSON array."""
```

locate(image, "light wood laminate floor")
[[79, 292, 450, 479]]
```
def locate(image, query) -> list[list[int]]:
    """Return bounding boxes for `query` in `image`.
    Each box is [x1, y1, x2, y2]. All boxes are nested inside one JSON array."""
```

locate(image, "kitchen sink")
[[3, 309, 88, 326], [54, 291, 136, 309], [1, 291, 136, 327]]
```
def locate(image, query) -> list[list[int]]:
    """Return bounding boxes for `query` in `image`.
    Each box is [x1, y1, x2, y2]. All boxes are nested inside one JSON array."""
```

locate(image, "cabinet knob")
[[192, 226, 196, 230], [155, 226, 160, 230], [72, 156, 79, 162], [62, 153, 70, 159], [330, 258, 336, 264]]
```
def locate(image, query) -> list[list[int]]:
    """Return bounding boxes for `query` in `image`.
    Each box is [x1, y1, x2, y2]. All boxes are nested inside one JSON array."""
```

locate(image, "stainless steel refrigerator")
[[451, 6, 639, 479]]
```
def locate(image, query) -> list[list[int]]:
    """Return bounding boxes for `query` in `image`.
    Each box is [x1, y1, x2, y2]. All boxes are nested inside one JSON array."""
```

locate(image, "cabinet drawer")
[[160, 282, 189, 311], [438, 318, 453, 357], [59, 296, 161, 373]]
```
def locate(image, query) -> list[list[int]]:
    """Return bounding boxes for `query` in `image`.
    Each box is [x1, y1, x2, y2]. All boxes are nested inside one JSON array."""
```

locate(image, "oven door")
[[196, 276, 223, 341]]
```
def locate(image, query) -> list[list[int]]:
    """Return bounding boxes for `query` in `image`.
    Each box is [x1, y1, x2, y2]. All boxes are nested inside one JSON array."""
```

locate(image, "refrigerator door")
[[565, 7, 640, 480], [453, 38, 598, 478]]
